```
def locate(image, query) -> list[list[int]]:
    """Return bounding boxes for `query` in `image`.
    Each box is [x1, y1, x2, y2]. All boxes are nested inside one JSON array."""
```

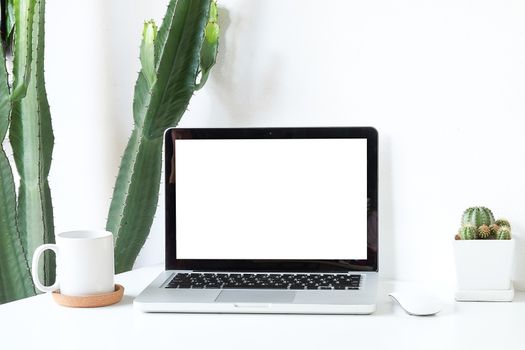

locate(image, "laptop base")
[[134, 271, 378, 315]]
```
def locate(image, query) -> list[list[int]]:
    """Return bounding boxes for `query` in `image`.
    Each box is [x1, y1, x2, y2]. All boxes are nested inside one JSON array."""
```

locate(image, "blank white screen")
[[175, 138, 367, 259]]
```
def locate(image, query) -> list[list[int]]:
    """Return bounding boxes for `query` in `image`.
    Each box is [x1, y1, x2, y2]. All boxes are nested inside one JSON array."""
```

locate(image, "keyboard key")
[[288, 284, 304, 290], [318, 286, 333, 290]]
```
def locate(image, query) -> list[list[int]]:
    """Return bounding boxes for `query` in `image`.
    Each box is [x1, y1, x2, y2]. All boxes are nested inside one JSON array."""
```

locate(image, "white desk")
[[1, 265, 523, 350]]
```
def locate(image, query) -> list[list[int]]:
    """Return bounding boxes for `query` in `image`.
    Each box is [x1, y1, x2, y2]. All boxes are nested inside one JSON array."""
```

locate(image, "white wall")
[[44, 0, 525, 288]]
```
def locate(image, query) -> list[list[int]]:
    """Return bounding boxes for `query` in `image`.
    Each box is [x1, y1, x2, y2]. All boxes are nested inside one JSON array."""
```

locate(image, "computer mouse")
[[389, 291, 442, 316]]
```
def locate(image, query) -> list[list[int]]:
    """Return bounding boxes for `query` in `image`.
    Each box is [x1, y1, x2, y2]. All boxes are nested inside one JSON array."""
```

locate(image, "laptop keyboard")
[[165, 273, 361, 290]]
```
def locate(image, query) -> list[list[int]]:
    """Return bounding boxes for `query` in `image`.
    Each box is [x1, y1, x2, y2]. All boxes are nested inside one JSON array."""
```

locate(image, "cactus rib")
[[9, 0, 55, 285], [107, 0, 217, 273]]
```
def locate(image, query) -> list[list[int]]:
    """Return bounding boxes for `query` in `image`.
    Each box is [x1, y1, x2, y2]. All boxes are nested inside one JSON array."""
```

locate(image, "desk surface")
[[1, 266, 523, 350]]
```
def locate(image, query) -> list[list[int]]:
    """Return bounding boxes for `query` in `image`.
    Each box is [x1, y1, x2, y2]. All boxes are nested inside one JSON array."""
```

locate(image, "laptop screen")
[[175, 138, 367, 260], [165, 127, 378, 272]]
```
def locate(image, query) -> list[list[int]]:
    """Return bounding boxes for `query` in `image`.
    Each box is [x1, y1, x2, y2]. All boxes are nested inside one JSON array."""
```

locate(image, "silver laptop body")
[[134, 127, 379, 314]]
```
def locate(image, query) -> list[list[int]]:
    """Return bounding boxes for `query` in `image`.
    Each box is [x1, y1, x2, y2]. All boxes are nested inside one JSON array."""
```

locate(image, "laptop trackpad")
[[215, 290, 295, 303]]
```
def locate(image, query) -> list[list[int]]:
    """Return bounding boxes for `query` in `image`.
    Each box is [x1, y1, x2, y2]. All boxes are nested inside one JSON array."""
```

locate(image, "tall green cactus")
[[9, 0, 55, 286], [0, 0, 57, 298], [107, 0, 219, 273], [0, 41, 35, 304], [0, 0, 44, 303]]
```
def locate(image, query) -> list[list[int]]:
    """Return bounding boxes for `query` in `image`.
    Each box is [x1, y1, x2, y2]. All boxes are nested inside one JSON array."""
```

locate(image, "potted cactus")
[[453, 207, 515, 301]]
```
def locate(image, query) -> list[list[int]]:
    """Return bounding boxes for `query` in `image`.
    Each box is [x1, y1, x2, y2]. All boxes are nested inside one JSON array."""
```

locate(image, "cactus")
[[455, 207, 512, 241], [496, 226, 511, 240], [489, 224, 499, 239], [477, 225, 491, 239], [106, 0, 219, 273], [459, 225, 477, 240], [461, 207, 495, 227], [495, 219, 511, 230], [0, 0, 54, 304], [0, 40, 35, 304], [9, 0, 55, 286]]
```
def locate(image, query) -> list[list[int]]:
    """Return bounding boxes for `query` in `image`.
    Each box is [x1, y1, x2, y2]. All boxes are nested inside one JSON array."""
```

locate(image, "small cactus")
[[456, 207, 512, 241], [461, 207, 495, 227], [496, 226, 511, 240], [495, 219, 511, 230], [489, 224, 499, 239], [459, 225, 477, 240], [477, 224, 491, 239]]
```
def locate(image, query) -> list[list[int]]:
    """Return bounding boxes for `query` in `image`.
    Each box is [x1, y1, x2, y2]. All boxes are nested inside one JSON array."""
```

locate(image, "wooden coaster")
[[52, 284, 125, 308]]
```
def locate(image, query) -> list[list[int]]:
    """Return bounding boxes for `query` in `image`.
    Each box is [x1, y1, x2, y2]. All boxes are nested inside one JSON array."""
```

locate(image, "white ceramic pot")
[[454, 239, 515, 290]]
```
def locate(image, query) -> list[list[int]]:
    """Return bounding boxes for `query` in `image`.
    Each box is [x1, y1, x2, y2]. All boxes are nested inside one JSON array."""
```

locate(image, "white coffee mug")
[[32, 230, 115, 296]]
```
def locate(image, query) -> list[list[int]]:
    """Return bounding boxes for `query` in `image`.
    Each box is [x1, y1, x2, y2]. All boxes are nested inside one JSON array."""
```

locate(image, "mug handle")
[[32, 244, 59, 293]]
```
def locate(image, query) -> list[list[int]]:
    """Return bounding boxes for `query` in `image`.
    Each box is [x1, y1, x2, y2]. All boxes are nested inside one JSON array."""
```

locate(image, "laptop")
[[134, 127, 379, 314]]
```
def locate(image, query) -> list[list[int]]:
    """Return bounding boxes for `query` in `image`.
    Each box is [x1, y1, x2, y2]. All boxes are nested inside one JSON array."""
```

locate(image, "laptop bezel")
[[165, 127, 378, 273]]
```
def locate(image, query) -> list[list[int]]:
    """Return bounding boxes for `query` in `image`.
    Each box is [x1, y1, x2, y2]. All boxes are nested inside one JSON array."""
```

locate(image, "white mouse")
[[389, 291, 442, 316]]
